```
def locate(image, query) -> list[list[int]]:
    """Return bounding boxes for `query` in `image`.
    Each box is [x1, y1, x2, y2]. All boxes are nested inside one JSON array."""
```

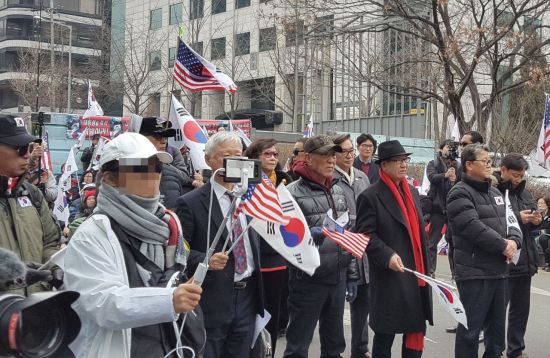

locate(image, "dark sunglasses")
[[292, 149, 305, 156], [120, 159, 163, 174], [9, 143, 30, 156]]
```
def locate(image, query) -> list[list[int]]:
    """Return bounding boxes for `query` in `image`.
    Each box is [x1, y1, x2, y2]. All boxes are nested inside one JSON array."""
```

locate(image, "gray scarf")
[[97, 183, 169, 274]]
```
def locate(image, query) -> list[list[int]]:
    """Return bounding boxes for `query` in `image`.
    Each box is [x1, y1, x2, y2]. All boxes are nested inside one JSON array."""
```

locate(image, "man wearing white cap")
[[64, 132, 203, 358]]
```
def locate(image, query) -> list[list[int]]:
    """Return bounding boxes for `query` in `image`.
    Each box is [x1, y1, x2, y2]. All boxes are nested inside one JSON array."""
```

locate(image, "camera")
[[0, 249, 81, 358], [222, 157, 261, 184], [444, 141, 459, 161]]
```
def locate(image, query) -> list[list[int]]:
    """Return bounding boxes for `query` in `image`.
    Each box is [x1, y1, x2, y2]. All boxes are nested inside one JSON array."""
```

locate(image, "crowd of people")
[[1, 113, 549, 358]]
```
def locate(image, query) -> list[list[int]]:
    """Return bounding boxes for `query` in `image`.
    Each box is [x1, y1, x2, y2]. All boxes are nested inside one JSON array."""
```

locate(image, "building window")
[[169, 47, 176, 67], [149, 51, 161, 71], [285, 20, 304, 47], [235, 32, 250, 56], [190, 0, 204, 19], [259, 27, 276, 51], [150, 8, 162, 30], [169, 3, 183, 25], [211, 37, 225, 60], [191, 41, 204, 56], [212, 0, 226, 14], [235, 0, 250, 9]]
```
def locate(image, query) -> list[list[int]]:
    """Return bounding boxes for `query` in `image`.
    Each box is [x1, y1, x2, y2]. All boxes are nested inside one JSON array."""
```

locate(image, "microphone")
[[0, 248, 26, 291]]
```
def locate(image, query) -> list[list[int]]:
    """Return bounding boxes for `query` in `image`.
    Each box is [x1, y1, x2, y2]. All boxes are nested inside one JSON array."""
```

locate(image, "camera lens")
[[0, 291, 80, 358]]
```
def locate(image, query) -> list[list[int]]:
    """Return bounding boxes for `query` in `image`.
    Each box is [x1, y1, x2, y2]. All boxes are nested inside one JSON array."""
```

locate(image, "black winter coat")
[[159, 164, 187, 210], [287, 176, 359, 284], [446, 174, 523, 282], [353, 156, 380, 184], [355, 180, 433, 334], [427, 154, 457, 214], [495, 173, 538, 277], [259, 170, 293, 270]]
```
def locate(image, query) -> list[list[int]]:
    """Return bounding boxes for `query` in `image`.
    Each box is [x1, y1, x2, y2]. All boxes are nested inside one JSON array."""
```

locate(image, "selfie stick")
[[193, 168, 251, 286]]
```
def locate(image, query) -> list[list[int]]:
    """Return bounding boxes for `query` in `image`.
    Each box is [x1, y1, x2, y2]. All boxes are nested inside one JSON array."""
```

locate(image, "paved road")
[[274, 255, 550, 357]]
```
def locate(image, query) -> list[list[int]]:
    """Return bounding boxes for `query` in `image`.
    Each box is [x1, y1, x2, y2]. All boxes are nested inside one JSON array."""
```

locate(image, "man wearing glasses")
[[447, 144, 522, 358], [0, 115, 61, 295], [355, 140, 432, 358], [332, 134, 371, 358], [353, 133, 380, 184]]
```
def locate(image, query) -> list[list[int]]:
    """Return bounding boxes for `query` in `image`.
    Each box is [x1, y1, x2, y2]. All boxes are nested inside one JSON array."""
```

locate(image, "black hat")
[[375, 140, 412, 164], [139, 117, 176, 137], [304, 135, 343, 155], [0, 115, 38, 146]]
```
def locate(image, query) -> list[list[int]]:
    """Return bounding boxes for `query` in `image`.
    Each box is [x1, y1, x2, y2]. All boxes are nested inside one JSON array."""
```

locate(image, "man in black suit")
[[355, 140, 433, 358], [176, 131, 264, 358], [353, 133, 380, 184]]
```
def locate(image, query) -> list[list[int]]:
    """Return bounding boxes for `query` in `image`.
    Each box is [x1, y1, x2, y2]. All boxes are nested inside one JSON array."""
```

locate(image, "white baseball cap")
[[99, 132, 173, 167]]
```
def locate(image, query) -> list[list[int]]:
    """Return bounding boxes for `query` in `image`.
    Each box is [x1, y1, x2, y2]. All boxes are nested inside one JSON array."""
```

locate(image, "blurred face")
[[538, 198, 548, 212], [83, 172, 94, 184], [465, 150, 492, 181], [205, 140, 242, 183], [106, 157, 163, 198], [335, 139, 355, 172], [259, 146, 279, 173], [306, 151, 337, 179], [358, 139, 375, 161], [381, 155, 410, 183], [92, 138, 99, 146], [85, 196, 96, 208], [145, 135, 168, 152], [500, 166, 525, 188], [293, 142, 305, 161], [459, 134, 473, 147], [0, 143, 31, 177], [440, 144, 449, 156]]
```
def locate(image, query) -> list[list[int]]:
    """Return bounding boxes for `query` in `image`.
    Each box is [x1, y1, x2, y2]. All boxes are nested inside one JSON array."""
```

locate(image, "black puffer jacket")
[[426, 154, 458, 214], [287, 176, 359, 284], [160, 164, 187, 210], [446, 174, 523, 282], [495, 172, 538, 277]]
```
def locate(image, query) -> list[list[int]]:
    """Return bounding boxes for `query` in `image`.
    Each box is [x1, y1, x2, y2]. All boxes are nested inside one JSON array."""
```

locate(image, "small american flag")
[[322, 228, 370, 259], [173, 37, 237, 93], [534, 95, 550, 168], [237, 175, 290, 225]]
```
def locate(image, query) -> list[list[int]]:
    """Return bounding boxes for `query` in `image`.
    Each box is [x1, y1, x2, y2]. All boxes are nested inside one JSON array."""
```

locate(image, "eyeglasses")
[[473, 159, 492, 166], [9, 143, 30, 156], [360, 143, 374, 148], [262, 150, 279, 158], [292, 149, 304, 156], [388, 157, 411, 164], [340, 148, 355, 157]]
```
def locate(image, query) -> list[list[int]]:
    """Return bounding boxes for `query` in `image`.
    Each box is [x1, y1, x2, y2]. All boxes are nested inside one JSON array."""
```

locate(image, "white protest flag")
[[59, 148, 78, 191], [404, 268, 468, 329], [91, 136, 109, 171], [168, 95, 210, 170], [235, 127, 252, 147], [249, 183, 320, 276], [419, 164, 430, 195], [128, 113, 143, 133], [75, 129, 87, 150], [505, 190, 522, 265], [450, 119, 460, 141], [39, 246, 68, 270], [52, 188, 69, 225], [83, 81, 104, 118]]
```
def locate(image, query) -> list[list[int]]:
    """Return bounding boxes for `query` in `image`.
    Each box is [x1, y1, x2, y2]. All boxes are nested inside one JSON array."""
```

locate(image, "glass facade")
[[169, 3, 182, 25], [211, 37, 225, 60], [235, 32, 249, 56], [150, 8, 162, 30]]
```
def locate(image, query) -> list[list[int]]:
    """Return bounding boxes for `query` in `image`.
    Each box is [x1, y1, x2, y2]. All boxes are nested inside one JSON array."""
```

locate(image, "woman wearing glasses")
[[244, 138, 292, 355]]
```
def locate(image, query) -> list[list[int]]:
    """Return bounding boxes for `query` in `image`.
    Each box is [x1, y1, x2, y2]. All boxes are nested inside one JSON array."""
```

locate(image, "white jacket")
[[63, 214, 177, 358]]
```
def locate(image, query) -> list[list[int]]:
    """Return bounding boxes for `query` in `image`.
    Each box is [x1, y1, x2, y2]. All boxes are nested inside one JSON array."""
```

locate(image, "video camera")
[[222, 157, 261, 195], [0, 249, 80, 358], [444, 141, 460, 161]]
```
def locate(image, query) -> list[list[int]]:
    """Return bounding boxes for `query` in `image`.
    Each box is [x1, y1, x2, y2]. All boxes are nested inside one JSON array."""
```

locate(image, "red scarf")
[[379, 169, 425, 351]]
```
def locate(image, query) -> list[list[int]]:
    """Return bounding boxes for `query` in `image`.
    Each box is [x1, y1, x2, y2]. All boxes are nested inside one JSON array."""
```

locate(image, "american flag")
[[322, 228, 370, 259], [534, 95, 550, 168], [40, 131, 53, 173], [237, 175, 290, 225], [173, 37, 237, 92]]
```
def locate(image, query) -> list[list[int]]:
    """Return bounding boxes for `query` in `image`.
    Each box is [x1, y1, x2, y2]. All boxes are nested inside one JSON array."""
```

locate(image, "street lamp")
[[34, 16, 72, 113]]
